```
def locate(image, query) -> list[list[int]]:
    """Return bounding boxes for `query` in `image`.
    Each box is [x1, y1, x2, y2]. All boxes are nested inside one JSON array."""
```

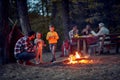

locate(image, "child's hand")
[[49, 36, 55, 39], [33, 46, 37, 50]]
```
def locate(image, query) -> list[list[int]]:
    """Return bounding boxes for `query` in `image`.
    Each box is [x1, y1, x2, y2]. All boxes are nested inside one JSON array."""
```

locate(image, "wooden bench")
[[99, 33, 120, 54]]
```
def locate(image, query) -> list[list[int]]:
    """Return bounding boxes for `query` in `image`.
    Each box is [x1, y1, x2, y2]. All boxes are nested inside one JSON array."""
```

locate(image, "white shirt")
[[91, 27, 109, 36], [34, 39, 44, 49], [69, 29, 78, 39], [91, 27, 110, 45]]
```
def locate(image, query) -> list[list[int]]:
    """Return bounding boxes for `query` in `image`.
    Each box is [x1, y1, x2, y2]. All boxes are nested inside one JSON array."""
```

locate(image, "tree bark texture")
[[17, 0, 31, 35], [61, 0, 70, 39]]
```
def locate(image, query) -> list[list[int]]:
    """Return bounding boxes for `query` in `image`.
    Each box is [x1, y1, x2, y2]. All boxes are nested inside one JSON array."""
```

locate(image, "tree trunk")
[[61, 0, 70, 39], [0, 0, 10, 64], [45, 0, 49, 17], [17, 0, 31, 35], [51, 2, 57, 25], [41, 0, 45, 16]]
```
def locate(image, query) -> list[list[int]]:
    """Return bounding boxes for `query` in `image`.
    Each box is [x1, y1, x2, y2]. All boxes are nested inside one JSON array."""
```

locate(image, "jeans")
[[49, 44, 56, 60], [16, 52, 36, 61]]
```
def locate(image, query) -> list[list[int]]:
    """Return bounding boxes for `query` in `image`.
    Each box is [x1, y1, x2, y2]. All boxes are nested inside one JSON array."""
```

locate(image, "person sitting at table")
[[81, 24, 92, 35], [69, 25, 79, 42], [91, 22, 109, 36], [91, 22, 110, 43], [91, 22, 110, 54], [69, 25, 79, 53]]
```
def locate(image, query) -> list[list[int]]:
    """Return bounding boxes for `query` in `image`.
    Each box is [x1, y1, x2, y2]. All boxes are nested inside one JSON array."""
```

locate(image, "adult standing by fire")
[[46, 25, 59, 62]]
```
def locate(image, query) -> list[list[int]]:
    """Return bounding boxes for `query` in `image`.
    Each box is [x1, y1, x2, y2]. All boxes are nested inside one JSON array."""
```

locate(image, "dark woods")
[[0, 0, 120, 64], [0, 0, 30, 64]]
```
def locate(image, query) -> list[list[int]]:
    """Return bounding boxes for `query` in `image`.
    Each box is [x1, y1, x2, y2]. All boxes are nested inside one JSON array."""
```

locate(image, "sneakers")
[[17, 60, 35, 66], [17, 60, 24, 65], [35, 61, 44, 64], [35, 61, 39, 64]]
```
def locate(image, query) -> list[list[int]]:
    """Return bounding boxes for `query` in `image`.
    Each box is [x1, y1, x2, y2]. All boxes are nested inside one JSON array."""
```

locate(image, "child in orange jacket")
[[46, 25, 59, 62]]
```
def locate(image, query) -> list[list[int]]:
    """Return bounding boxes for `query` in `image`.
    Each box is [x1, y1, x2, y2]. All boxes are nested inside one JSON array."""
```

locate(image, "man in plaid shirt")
[[14, 31, 36, 65]]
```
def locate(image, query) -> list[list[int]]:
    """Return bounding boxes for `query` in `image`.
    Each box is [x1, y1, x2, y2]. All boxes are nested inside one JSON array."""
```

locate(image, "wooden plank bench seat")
[[99, 33, 120, 54]]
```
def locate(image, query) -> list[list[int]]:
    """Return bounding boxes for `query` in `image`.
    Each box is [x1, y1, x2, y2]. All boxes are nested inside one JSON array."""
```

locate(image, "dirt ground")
[[0, 52, 120, 80]]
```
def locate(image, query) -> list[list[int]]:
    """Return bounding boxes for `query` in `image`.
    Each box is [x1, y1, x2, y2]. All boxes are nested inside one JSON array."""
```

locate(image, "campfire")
[[67, 52, 93, 64]]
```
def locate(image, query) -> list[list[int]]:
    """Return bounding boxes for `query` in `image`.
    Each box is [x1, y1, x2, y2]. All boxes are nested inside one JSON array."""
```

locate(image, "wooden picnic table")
[[70, 33, 120, 55], [72, 35, 99, 54]]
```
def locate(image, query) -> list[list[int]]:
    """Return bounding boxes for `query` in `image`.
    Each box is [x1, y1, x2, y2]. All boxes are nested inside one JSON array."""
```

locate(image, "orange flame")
[[75, 52, 80, 59], [67, 51, 93, 64]]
